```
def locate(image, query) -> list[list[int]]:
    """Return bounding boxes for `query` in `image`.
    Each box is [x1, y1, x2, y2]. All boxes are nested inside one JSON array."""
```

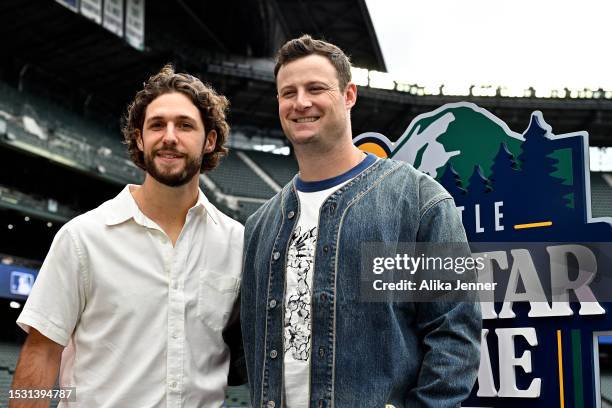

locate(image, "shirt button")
[[266, 401, 276, 408], [272, 251, 281, 261], [270, 349, 278, 359], [169, 381, 177, 389], [171, 280, 178, 290], [268, 299, 277, 309], [172, 332, 178, 339], [288, 210, 295, 219]]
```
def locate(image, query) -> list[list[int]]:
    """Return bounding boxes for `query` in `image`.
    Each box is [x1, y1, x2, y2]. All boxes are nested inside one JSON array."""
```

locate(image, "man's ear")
[[135, 129, 144, 151], [345, 82, 357, 110], [204, 129, 217, 153]]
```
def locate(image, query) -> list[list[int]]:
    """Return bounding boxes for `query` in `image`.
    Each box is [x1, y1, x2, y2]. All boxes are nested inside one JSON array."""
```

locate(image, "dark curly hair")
[[122, 64, 229, 172]]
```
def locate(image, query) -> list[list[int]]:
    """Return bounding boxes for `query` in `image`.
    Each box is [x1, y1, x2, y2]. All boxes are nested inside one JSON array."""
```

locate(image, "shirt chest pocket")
[[197, 270, 239, 331]]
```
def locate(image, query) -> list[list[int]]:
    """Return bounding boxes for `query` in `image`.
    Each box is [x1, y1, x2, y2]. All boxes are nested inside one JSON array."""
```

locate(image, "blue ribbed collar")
[[295, 153, 377, 192]]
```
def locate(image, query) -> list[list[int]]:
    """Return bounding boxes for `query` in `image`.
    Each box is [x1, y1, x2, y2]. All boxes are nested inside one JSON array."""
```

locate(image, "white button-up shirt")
[[17, 185, 244, 408]]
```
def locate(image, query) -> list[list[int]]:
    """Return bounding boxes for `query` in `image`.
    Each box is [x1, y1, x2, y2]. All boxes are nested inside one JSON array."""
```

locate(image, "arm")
[[9, 328, 64, 408], [12, 226, 85, 406], [409, 197, 482, 407]]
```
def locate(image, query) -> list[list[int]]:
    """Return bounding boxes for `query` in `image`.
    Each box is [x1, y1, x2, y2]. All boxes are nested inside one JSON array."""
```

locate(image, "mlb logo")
[[10, 271, 34, 296]]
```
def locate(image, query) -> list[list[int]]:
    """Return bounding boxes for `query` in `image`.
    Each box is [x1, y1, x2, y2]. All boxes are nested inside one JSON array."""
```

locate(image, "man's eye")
[[180, 122, 194, 129], [282, 91, 296, 98], [149, 122, 163, 129]]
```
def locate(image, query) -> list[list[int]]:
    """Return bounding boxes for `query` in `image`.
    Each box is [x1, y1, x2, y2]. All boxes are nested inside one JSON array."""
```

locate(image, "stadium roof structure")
[[1, 1, 611, 147], [266, 0, 386, 71], [0, 0, 384, 116], [203, 61, 612, 147]]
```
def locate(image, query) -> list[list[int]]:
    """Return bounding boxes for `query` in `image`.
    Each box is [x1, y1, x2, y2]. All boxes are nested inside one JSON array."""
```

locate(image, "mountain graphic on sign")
[[354, 102, 526, 187], [354, 101, 610, 240]]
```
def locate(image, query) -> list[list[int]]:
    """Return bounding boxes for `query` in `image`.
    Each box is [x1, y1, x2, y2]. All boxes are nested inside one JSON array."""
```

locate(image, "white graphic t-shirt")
[[282, 153, 377, 407]]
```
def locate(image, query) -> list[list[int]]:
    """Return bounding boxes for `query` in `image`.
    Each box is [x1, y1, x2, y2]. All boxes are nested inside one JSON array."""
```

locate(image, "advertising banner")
[[103, 0, 124, 37], [0, 263, 38, 301], [355, 102, 612, 407], [80, 0, 102, 25], [125, 0, 144, 51]]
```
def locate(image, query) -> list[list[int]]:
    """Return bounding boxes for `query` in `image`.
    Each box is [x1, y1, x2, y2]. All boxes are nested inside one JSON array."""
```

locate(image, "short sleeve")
[[16, 225, 87, 346]]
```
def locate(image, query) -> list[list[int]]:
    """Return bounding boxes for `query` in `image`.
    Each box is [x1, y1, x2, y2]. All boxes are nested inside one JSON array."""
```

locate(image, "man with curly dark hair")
[[11, 65, 244, 408]]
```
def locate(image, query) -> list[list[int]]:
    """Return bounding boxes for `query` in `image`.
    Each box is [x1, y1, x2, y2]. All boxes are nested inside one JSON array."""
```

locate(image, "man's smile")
[[292, 116, 320, 123], [155, 150, 185, 160]]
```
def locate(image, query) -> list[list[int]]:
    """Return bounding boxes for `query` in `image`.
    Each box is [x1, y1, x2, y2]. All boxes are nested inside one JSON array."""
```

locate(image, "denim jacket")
[[241, 158, 481, 408]]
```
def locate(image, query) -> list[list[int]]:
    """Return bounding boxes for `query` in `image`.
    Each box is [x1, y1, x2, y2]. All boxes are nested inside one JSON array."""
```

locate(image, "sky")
[[366, 0, 612, 90]]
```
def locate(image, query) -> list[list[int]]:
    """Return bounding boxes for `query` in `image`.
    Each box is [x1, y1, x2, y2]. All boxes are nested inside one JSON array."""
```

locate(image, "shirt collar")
[[196, 188, 220, 225], [104, 185, 219, 226]]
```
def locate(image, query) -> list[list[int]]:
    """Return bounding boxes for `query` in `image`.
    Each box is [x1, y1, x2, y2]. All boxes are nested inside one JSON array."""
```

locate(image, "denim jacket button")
[[272, 251, 280, 261], [330, 202, 337, 212], [268, 299, 277, 309], [320, 293, 327, 302], [318, 346, 325, 358], [288, 210, 295, 219], [266, 401, 276, 408], [270, 349, 278, 359], [323, 245, 329, 253]]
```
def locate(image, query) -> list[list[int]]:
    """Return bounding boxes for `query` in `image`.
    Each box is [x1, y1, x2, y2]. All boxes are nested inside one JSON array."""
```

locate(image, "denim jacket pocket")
[[198, 270, 239, 331]]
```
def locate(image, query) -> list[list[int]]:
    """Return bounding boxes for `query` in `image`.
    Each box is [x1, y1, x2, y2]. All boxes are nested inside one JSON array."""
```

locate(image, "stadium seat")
[[245, 150, 298, 186], [208, 152, 276, 199], [591, 172, 612, 218]]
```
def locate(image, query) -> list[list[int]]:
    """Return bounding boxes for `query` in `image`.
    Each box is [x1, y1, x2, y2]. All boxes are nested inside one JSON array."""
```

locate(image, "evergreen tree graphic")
[[490, 142, 519, 188], [515, 114, 573, 224], [462, 165, 494, 236], [439, 163, 467, 202], [467, 165, 492, 196]]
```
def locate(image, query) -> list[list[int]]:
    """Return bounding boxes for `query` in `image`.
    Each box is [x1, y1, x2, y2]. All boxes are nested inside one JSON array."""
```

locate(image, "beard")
[[144, 148, 203, 187]]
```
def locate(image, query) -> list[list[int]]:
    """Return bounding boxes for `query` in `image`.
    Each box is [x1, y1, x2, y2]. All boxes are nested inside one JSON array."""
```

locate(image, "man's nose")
[[295, 90, 312, 110], [162, 122, 178, 144]]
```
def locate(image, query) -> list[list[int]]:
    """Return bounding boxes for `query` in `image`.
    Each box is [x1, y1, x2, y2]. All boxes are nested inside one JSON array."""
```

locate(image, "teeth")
[[295, 117, 318, 123]]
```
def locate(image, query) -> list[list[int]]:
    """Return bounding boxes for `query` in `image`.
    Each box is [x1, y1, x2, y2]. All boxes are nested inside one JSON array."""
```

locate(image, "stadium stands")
[[0, 369, 13, 408], [602, 369, 612, 407], [0, 185, 78, 223], [245, 150, 298, 186], [4, 78, 612, 226], [0, 342, 19, 373], [0, 341, 20, 408], [0, 83, 23, 118], [0, 81, 142, 185], [1, 81, 298, 224], [208, 152, 277, 199], [591, 173, 612, 218]]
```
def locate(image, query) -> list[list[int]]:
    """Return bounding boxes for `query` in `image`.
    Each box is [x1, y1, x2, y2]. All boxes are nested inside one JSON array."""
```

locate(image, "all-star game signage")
[[354, 102, 612, 407]]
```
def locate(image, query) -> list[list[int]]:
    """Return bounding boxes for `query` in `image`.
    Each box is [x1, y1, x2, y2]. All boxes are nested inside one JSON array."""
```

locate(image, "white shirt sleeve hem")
[[16, 309, 70, 347]]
